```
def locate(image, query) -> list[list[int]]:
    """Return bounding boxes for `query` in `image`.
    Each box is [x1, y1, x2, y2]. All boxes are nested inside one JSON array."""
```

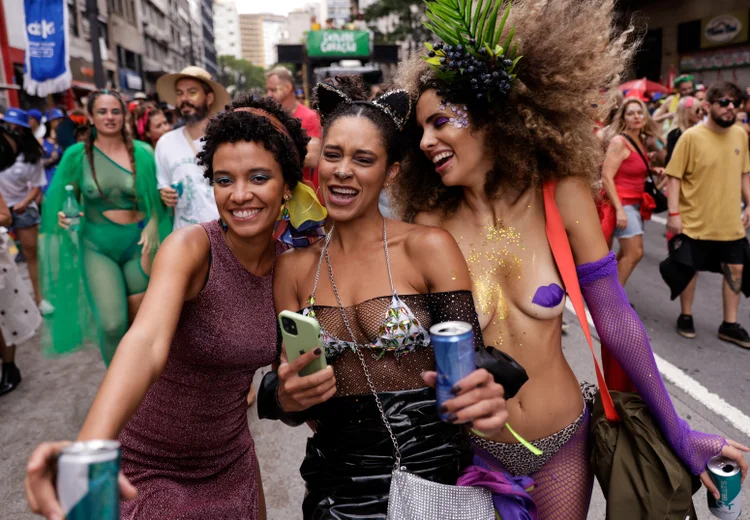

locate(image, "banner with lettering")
[[307, 30, 370, 58], [23, 0, 71, 96]]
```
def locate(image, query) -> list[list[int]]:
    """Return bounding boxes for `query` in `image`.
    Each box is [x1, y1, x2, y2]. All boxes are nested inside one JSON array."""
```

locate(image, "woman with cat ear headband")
[[260, 75, 511, 518]]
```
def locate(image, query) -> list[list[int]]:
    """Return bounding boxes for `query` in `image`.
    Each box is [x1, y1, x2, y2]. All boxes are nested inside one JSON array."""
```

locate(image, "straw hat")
[[156, 66, 230, 116]]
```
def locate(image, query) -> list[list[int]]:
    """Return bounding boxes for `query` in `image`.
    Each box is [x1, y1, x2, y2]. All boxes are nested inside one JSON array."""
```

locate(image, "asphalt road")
[[2, 220, 749, 519]]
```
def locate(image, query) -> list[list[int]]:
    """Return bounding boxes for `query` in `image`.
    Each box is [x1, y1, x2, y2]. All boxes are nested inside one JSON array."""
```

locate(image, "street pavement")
[[2, 218, 749, 519]]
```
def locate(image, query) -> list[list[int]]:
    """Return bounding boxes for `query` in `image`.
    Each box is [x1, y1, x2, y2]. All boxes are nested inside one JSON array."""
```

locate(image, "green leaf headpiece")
[[422, 0, 521, 104]]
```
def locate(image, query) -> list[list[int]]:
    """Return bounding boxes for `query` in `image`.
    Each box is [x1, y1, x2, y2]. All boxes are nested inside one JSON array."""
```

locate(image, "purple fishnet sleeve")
[[576, 252, 726, 475]]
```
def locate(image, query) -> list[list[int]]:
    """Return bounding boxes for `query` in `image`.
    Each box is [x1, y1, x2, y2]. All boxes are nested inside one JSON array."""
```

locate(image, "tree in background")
[[218, 55, 266, 96], [364, 0, 430, 55]]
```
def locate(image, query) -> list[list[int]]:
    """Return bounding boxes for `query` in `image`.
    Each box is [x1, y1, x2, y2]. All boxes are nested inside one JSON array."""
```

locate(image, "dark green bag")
[[590, 391, 700, 520]]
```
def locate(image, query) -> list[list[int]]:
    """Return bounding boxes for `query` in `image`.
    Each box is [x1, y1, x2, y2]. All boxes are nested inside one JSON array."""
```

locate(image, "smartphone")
[[278, 310, 328, 377]]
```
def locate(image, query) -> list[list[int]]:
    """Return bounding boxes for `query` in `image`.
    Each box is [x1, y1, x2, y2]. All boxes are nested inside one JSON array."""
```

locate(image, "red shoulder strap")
[[542, 180, 620, 423]]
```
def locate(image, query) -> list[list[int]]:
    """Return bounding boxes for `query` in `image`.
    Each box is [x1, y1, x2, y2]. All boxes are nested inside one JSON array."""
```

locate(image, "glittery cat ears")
[[313, 82, 413, 131]]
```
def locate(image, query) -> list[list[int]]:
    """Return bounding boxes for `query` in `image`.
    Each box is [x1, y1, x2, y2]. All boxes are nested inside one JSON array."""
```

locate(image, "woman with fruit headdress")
[[393, 0, 748, 517]]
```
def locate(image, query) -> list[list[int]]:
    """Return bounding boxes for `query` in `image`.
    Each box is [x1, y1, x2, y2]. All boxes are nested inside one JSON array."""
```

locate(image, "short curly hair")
[[392, 0, 637, 219], [198, 94, 308, 189]]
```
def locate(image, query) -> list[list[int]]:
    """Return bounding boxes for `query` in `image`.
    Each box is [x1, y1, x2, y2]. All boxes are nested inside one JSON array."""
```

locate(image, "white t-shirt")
[[155, 127, 218, 230], [0, 154, 46, 208]]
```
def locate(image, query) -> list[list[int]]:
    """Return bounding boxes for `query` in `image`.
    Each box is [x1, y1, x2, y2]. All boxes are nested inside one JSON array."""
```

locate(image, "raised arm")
[[78, 226, 209, 440], [555, 178, 744, 480]]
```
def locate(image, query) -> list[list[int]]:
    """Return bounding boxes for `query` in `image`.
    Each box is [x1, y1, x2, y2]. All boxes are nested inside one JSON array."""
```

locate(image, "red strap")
[[542, 181, 620, 423]]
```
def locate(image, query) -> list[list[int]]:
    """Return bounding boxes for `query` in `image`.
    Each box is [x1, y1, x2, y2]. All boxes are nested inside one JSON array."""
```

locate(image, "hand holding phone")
[[277, 311, 337, 413]]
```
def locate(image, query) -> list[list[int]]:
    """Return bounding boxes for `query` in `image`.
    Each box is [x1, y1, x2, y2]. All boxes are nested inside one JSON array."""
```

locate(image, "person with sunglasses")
[[664, 81, 750, 348]]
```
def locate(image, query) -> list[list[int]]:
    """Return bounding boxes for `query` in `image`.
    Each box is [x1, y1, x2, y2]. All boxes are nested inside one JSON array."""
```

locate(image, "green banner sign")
[[307, 30, 370, 57]]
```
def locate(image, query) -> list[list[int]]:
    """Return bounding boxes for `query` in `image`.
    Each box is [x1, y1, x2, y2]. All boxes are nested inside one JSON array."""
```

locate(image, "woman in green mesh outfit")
[[40, 90, 171, 365]]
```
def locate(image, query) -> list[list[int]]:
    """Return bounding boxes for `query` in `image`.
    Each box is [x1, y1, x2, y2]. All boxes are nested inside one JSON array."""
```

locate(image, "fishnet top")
[[578, 252, 726, 475], [304, 291, 484, 396]]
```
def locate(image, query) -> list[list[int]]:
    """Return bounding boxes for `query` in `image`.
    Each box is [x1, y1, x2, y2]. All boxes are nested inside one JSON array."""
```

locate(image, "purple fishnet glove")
[[576, 252, 726, 475]]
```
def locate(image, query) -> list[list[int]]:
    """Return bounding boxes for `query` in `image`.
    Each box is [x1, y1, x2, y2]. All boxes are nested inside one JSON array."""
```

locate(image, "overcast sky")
[[236, 0, 311, 16]]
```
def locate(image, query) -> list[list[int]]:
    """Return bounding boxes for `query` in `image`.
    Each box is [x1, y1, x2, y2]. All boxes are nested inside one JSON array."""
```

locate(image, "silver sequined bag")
[[321, 228, 495, 520]]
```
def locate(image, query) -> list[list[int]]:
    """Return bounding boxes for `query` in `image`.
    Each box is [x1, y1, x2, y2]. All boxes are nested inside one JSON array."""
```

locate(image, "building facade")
[[213, 0, 241, 59], [622, 0, 750, 87], [239, 13, 287, 68], [201, 0, 217, 75]]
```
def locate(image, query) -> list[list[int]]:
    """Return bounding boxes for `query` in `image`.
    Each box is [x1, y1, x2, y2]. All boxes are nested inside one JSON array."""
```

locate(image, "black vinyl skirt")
[[301, 387, 473, 520]]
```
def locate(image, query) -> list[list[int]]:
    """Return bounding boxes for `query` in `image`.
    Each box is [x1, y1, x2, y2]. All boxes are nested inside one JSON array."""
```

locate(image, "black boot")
[[0, 362, 21, 396]]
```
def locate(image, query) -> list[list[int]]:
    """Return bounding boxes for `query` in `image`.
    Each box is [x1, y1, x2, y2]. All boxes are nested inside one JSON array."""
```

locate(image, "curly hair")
[[606, 98, 663, 142], [392, 0, 637, 218], [198, 94, 307, 190], [313, 75, 404, 165]]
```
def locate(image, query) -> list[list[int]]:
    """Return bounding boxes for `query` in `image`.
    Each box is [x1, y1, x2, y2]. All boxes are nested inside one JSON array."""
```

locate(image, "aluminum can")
[[57, 440, 120, 520], [170, 181, 184, 198], [429, 321, 476, 421], [707, 455, 742, 520]]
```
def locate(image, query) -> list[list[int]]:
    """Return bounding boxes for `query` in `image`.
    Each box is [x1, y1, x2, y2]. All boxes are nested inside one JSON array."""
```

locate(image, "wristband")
[[668, 211, 680, 217]]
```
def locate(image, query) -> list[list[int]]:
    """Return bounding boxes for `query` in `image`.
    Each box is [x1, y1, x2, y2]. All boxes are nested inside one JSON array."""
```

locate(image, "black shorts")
[[670, 236, 747, 271]]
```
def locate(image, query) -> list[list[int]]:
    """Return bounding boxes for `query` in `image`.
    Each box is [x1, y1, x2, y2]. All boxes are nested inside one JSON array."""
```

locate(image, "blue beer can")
[[430, 321, 476, 421], [57, 440, 120, 520], [707, 455, 742, 520]]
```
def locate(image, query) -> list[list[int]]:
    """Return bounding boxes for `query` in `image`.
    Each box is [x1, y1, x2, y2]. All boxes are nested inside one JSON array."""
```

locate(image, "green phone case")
[[278, 310, 328, 377]]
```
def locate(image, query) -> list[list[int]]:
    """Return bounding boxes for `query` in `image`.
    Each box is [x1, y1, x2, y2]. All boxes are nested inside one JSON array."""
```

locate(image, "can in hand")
[[57, 440, 121, 520], [429, 321, 476, 421], [707, 455, 742, 520]]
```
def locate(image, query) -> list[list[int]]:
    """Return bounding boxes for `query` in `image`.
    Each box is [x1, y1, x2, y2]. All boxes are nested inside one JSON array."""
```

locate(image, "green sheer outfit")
[[39, 141, 172, 364]]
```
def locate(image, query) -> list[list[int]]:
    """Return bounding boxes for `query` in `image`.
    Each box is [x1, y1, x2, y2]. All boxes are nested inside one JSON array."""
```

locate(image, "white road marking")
[[565, 300, 750, 437], [652, 214, 667, 225]]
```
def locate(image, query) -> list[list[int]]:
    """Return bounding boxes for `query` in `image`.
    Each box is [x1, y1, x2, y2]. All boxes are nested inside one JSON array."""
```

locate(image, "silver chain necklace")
[[320, 218, 404, 468]]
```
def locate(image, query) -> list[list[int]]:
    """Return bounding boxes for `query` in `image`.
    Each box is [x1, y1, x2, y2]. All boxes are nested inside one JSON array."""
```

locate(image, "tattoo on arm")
[[722, 263, 743, 294]]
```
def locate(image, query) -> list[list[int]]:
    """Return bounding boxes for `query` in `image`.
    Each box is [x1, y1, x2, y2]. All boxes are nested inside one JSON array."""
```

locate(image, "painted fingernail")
[[451, 385, 461, 395], [439, 405, 448, 414], [313, 348, 322, 356], [447, 413, 458, 423]]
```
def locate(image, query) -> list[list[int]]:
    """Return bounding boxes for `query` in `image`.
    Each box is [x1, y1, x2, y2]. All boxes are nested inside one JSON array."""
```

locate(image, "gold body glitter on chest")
[[461, 222, 524, 331]]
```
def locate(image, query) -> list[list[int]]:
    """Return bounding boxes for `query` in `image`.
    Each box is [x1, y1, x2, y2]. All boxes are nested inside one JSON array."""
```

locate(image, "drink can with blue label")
[[57, 440, 120, 520], [707, 455, 742, 520], [429, 321, 476, 421]]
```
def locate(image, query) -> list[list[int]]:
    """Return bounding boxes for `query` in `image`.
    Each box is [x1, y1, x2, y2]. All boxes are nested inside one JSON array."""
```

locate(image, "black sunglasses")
[[714, 98, 742, 108]]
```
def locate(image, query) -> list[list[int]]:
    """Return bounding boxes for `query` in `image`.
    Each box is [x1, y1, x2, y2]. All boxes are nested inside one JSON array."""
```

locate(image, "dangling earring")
[[219, 218, 228, 232], [90, 124, 97, 139], [280, 192, 292, 221]]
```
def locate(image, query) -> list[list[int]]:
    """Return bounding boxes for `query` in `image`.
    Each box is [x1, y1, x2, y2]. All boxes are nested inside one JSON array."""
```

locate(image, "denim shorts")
[[11, 205, 40, 229], [613, 203, 643, 239]]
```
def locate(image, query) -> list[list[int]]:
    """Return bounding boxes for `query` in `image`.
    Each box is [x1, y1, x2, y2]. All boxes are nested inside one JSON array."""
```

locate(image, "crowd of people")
[[1, 0, 749, 518]]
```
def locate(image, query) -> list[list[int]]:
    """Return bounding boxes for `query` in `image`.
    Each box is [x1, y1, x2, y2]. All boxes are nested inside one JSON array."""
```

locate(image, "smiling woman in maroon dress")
[[24, 95, 311, 520]]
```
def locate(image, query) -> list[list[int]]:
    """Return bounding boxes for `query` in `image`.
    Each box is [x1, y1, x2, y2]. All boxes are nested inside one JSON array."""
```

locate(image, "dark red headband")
[[232, 107, 300, 166]]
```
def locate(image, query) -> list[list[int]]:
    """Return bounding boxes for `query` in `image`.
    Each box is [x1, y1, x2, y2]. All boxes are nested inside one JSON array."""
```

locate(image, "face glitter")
[[438, 99, 469, 129]]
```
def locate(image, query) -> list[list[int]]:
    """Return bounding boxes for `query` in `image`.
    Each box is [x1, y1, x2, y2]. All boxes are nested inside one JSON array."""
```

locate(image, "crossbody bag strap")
[[542, 181, 620, 423], [620, 134, 657, 185]]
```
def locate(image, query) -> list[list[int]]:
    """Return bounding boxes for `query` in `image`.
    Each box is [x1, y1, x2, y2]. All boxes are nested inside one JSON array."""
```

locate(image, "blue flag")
[[23, 0, 71, 96]]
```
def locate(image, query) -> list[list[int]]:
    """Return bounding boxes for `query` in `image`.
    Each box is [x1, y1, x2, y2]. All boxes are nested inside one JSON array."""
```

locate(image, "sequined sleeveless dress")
[[118, 220, 282, 519]]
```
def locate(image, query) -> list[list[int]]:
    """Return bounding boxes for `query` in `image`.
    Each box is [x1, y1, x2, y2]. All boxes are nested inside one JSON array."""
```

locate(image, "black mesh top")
[[304, 290, 484, 396]]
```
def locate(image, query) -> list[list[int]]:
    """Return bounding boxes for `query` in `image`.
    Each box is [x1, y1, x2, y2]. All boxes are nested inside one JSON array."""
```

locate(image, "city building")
[[620, 0, 750, 87], [201, 0, 218, 75], [326, 0, 349, 27], [213, 0, 241, 59], [142, 0, 191, 92], [107, 0, 147, 94], [239, 13, 287, 68], [286, 3, 321, 44]]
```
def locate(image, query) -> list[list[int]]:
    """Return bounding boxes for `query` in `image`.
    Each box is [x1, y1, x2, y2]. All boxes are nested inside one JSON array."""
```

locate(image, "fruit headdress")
[[422, 0, 520, 105]]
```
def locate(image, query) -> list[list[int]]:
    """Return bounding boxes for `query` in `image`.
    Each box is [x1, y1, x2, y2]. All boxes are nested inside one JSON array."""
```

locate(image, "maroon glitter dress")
[[118, 220, 281, 519]]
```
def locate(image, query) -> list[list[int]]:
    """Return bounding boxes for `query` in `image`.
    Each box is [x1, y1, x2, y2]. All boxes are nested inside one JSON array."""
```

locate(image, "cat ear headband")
[[313, 82, 413, 131]]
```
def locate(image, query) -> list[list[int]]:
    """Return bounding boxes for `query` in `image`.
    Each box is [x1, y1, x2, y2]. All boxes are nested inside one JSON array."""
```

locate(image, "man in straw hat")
[[155, 66, 230, 230]]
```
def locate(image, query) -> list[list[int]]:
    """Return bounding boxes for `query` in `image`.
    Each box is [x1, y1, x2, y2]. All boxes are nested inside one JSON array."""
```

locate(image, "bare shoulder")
[[275, 241, 321, 278], [413, 210, 443, 227], [402, 221, 459, 258], [157, 224, 210, 264]]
